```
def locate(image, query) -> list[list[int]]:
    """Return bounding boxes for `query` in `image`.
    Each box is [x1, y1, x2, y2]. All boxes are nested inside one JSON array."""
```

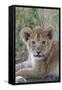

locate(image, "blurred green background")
[[15, 7, 59, 65]]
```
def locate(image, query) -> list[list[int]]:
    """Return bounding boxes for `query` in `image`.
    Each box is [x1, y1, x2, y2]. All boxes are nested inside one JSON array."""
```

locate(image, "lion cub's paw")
[[16, 76, 27, 83]]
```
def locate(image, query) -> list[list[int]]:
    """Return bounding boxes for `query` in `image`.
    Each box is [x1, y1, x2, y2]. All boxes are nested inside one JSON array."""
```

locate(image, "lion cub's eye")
[[32, 41, 35, 44], [42, 41, 46, 44]]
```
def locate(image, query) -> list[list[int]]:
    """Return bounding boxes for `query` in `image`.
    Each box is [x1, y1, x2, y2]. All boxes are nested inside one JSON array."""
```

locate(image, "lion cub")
[[16, 26, 59, 81]]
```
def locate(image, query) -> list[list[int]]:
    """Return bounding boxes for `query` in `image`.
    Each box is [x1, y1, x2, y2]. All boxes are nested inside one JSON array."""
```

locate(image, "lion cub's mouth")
[[33, 54, 45, 57]]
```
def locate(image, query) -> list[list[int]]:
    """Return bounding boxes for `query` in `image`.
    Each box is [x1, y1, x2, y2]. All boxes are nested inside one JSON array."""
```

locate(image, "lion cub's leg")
[[47, 59, 59, 78], [16, 68, 33, 83], [16, 68, 33, 78]]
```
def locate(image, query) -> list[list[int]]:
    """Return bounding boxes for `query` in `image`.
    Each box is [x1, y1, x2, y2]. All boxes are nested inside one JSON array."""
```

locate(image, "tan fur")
[[16, 26, 59, 79]]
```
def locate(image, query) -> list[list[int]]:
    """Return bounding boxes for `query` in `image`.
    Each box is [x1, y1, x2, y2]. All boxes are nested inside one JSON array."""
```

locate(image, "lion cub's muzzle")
[[33, 51, 45, 58]]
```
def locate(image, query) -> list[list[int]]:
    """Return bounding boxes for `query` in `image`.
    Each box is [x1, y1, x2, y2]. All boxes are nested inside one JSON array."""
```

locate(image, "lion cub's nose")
[[37, 51, 41, 55]]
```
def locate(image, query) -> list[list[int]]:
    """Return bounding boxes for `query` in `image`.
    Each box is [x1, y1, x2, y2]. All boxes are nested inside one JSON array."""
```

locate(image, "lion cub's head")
[[20, 26, 54, 60]]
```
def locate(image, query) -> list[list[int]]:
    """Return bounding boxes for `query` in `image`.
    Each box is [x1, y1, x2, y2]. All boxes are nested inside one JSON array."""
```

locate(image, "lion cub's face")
[[21, 26, 54, 60]]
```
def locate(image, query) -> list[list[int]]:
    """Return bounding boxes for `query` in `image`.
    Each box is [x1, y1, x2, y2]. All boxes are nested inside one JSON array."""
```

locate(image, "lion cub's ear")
[[46, 26, 54, 40], [20, 27, 32, 42]]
